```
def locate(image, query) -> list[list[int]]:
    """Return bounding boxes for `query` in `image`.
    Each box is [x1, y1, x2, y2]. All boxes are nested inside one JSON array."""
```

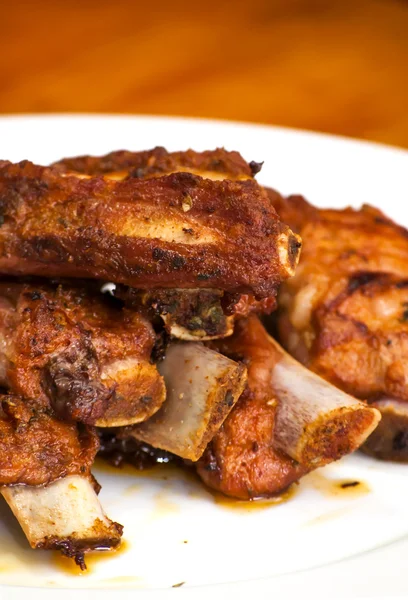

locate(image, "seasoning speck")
[[172, 582, 185, 588], [340, 481, 360, 489]]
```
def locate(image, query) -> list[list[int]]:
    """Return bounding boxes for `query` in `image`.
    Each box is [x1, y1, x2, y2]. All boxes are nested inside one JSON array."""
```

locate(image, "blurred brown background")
[[1, 0, 408, 147]]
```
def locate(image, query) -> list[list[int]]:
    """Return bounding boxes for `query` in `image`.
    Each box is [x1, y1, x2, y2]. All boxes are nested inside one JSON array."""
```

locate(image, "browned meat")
[[197, 316, 379, 499], [0, 395, 98, 486], [52, 147, 260, 181], [0, 159, 299, 298], [197, 337, 308, 498], [51, 149, 281, 339], [270, 191, 408, 460], [0, 281, 165, 426]]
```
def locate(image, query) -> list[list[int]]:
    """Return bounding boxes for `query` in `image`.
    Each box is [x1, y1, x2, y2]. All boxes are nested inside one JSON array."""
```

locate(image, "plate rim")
[[0, 111, 407, 159]]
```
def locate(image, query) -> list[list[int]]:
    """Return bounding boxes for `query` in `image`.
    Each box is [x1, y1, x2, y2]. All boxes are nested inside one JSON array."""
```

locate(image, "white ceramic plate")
[[0, 115, 408, 600]]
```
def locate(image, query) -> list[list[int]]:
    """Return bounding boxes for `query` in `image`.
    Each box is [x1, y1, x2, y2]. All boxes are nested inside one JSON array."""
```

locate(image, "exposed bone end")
[[95, 359, 166, 427], [164, 316, 235, 341], [2, 475, 123, 569], [128, 343, 247, 460], [270, 336, 381, 468], [361, 399, 408, 461], [292, 404, 380, 467]]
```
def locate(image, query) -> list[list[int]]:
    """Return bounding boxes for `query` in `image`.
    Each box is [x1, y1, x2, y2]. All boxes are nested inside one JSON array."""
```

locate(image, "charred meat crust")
[[42, 338, 115, 423], [118, 286, 278, 340], [0, 161, 298, 298], [52, 147, 255, 180], [117, 287, 232, 338], [0, 395, 98, 486], [37, 530, 123, 571], [362, 400, 408, 461]]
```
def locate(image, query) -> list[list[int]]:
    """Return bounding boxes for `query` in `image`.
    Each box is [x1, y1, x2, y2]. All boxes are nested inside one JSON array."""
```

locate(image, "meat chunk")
[[271, 191, 408, 460], [0, 159, 300, 298], [0, 281, 165, 426], [197, 316, 379, 499], [0, 395, 97, 486]]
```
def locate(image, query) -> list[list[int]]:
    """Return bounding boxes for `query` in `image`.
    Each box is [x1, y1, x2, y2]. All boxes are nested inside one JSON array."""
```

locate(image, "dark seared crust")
[[37, 528, 123, 571], [117, 286, 231, 337], [98, 433, 178, 469], [197, 317, 308, 499], [362, 400, 408, 461], [0, 161, 296, 298], [118, 286, 278, 339], [0, 281, 165, 426], [52, 147, 254, 180], [0, 395, 98, 486]]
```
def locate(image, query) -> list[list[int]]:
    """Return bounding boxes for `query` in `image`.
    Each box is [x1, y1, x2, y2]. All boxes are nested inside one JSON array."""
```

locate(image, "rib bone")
[[2, 475, 123, 569], [270, 335, 381, 466], [128, 343, 247, 460]]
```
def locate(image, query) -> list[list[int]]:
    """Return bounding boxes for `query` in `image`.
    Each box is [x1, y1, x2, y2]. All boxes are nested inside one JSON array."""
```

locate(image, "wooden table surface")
[[1, 0, 408, 148]]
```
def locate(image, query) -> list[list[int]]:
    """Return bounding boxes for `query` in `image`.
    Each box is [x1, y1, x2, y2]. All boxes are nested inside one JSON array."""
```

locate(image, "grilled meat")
[[0, 394, 97, 486], [271, 191, 408, 460], [0, 159, 300, 299], [0, 281, 165, 426], [197, 315, 379, 499], [51, 148, 284, 338]]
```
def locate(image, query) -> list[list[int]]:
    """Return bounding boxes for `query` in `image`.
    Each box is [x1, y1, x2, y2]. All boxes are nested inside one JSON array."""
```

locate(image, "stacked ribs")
[[0, 148, 381, 567]]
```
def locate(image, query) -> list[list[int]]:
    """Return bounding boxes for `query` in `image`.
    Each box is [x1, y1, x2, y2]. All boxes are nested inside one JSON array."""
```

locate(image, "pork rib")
[[2, 475, 123, 569], [52, 148, 282, 339], [0, 160, 300, 298], [197, 316, 380, 499], [0, 281, 165, 427], [116, 286, 277, 341]]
